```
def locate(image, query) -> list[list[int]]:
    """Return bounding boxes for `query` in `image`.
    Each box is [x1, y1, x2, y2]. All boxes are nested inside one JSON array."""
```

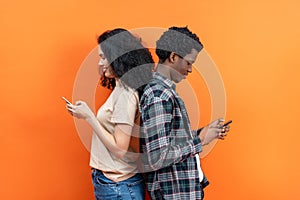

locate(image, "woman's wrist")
[[85, 112, 96, 121]]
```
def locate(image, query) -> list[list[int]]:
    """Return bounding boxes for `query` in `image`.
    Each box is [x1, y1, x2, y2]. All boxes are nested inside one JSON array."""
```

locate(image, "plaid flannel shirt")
[[140, 72, 209, 200]]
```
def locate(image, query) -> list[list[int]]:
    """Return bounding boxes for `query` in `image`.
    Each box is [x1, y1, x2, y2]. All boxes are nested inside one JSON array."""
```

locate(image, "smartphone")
[[62, 96, 72, 105], [222, 120, 232, 128]]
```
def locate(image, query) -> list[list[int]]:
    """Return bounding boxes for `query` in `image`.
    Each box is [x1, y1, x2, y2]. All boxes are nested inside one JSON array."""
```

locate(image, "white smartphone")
[[61, 96, 72, 104]]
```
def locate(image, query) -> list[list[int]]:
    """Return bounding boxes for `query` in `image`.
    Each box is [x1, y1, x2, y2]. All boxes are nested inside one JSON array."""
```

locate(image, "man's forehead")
[[184, 49, 199, 62]]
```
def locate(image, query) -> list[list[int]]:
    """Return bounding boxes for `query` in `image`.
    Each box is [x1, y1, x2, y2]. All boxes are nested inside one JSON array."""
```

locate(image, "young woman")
[[66, 28, 153, 199]]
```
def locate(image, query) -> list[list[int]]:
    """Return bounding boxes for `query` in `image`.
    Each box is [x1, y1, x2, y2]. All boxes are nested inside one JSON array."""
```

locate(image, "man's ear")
[[168, 52, 177, 64]]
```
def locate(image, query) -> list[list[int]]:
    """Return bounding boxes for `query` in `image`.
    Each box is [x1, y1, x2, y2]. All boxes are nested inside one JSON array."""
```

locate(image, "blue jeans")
[[92, 169, 145, 200]]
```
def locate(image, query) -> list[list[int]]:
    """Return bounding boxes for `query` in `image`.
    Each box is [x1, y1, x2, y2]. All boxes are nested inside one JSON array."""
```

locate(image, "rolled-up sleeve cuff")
[[193, 137, 202, 154]]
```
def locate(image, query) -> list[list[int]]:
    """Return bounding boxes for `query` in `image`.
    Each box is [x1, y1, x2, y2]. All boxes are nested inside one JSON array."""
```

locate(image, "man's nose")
[[187, 66, 192, 73]]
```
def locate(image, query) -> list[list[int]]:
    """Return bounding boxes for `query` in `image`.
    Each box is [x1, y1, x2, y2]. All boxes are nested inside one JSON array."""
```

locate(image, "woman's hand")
[[66, 100, 94, 120]]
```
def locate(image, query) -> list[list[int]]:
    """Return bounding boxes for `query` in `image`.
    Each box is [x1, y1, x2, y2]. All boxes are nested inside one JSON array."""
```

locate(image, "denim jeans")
[[92, 169, 145, 200]]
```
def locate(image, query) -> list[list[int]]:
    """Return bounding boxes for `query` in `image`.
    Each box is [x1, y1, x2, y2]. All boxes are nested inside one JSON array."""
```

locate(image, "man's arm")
[[140, 96, 202, 172]]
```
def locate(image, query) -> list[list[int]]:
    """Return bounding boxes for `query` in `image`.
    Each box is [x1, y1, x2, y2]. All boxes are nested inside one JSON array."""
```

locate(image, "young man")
[[140, 26, 229, 199]]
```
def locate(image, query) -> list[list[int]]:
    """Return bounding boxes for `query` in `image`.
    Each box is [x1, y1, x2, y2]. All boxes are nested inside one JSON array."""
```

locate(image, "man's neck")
[[156, 63, 172, 81]]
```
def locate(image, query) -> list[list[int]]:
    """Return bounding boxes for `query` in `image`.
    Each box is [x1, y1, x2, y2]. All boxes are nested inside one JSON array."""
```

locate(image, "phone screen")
[[222, 120, 232, 127]]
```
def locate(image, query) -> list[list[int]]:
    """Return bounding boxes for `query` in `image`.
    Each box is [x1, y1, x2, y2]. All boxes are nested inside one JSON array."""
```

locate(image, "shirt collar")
[[153, 71, 176, 91]]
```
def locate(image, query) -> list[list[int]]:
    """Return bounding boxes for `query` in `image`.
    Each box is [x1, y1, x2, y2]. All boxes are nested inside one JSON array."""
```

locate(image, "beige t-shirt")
[[89, 83, 140, 182]]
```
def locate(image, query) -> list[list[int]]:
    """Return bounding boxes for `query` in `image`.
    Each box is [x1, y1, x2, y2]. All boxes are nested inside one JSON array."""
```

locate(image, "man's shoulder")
[[143, 79, 173, 99]]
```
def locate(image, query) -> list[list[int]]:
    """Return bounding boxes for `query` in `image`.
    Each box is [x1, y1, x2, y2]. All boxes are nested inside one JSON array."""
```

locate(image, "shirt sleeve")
[[111, 90, 138, 126], [140, 95, 202, 172]]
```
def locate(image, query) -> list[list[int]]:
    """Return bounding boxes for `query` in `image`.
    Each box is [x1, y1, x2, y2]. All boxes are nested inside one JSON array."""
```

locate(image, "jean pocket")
[[95, 176, 117, 187], [92, 170, 117, 187], [127, 178, 144, 187], [127, 179, 145, 200], [92, 173, 119, 200]]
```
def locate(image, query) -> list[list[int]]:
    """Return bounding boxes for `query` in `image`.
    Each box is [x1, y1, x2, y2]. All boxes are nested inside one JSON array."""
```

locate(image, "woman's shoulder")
[[114, 86, 139, 103]]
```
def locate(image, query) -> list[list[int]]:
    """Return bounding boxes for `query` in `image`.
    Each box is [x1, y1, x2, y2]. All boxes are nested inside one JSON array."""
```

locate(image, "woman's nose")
[[98, 59, 104, 66]]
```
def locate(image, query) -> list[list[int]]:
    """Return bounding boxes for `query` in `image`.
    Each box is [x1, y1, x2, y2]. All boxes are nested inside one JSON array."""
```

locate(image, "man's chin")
[[174, 78, 183, 83]]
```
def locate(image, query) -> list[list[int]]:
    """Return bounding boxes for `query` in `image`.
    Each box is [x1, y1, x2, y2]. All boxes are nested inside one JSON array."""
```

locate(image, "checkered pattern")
[[140, 72, 209, 200]]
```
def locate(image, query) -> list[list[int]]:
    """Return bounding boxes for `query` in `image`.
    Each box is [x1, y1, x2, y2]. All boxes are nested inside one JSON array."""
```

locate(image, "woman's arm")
[[67, 100, 132, 159]]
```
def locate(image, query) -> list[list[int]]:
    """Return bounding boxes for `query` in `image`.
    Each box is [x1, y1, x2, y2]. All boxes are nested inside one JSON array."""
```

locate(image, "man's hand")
[[199, 118, 229, 145]]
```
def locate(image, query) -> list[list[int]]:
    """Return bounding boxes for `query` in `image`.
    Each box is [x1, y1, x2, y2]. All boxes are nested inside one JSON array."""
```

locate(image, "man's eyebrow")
[[185, 58, 195, 64]]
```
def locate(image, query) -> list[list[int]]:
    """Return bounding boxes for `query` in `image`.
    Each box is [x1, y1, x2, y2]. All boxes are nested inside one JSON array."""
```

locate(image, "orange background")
[[1, 0, 300, 199]]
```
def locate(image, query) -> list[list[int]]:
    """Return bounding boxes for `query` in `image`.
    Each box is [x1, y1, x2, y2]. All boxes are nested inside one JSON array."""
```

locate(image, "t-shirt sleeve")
[[111, 90, 138, 126]]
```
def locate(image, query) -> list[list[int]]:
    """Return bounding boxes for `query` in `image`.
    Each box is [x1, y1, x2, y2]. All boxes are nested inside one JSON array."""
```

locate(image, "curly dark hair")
[[97, 28, 154, 97], [156, 26, 203, 63]]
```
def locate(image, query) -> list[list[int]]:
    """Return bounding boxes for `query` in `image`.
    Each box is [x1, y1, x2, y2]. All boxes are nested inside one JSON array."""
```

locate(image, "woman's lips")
[[102, 66, 107, 72]]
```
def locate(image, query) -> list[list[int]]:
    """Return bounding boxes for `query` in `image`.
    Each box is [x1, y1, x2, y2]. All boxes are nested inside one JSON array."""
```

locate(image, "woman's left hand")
[[66, 100, 94, 119]]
